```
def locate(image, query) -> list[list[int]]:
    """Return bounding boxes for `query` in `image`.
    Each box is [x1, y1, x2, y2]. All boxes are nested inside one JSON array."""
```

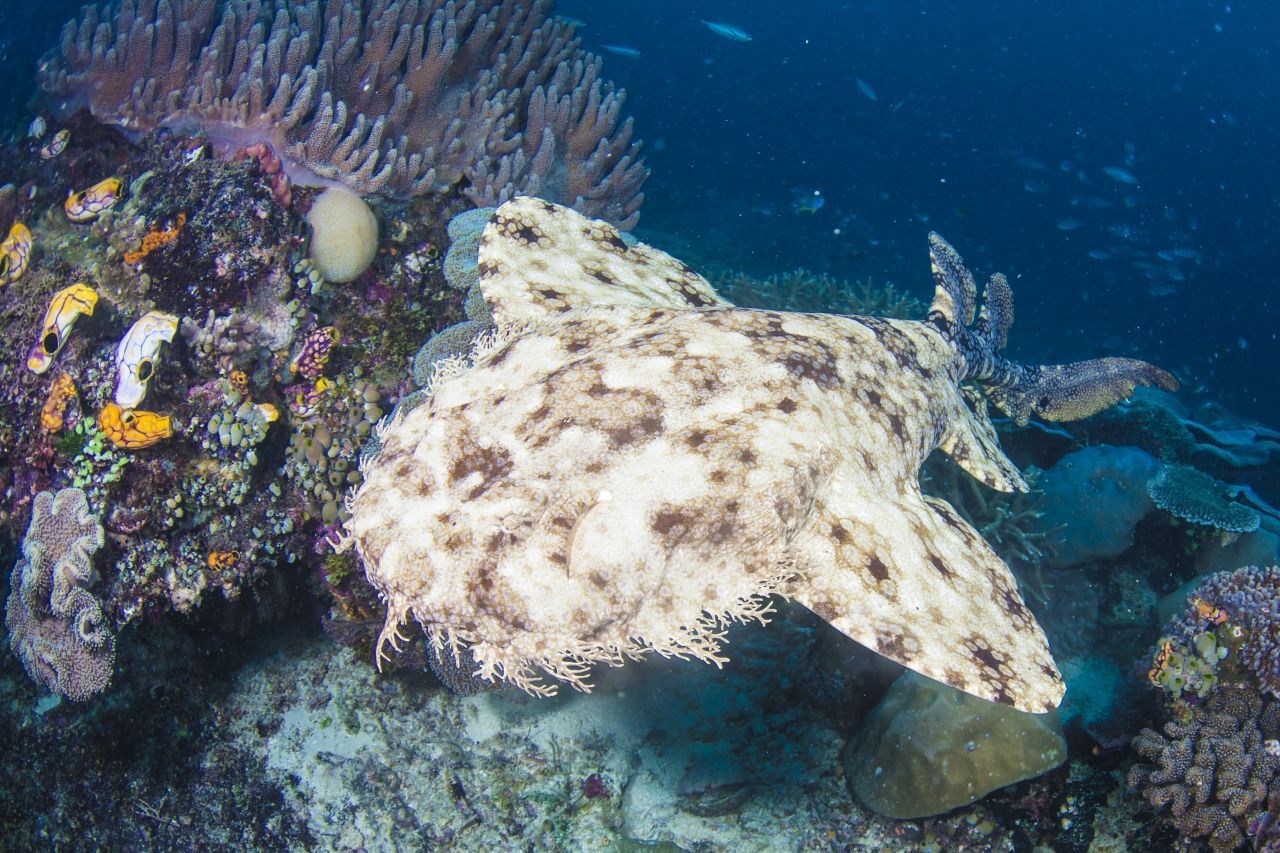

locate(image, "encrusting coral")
[[4, 488, 116, 700], [1129, 686, 1280, 851], [40, 0, 648, 226], [345, 197, 1176, 712]]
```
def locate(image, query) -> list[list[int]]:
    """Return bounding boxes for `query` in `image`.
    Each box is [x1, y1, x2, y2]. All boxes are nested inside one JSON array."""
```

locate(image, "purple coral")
[[1129, 686, 1280, 851], [4, 488, 115, 701], [39, 0, 647, 227], [1170, 566, 1280, 697]]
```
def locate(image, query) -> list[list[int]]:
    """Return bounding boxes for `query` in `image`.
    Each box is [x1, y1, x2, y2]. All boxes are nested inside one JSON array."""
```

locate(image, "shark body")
[[348, 197, 1175, 712]]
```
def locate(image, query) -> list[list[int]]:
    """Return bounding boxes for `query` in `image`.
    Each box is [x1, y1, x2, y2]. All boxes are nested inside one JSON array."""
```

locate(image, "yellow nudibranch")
[[0, 222, 32, 285], [64, 177, 123, 222], [98, 402, 172, 449], [28, 282, 98, 374]]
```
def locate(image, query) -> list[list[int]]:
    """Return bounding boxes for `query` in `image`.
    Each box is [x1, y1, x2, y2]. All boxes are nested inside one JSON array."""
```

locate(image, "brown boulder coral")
[[345, 197, 1176, 711]]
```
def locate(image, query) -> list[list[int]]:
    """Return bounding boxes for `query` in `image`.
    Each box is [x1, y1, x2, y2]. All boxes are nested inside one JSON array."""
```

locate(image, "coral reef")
[[1129, 686, 1280, 851], [4, 487, 115, 700], [40, 0, 647, 226], [709, 267, 926, 318], [1154, 566, 1280, 699], [1149, 463, 1262, 534]]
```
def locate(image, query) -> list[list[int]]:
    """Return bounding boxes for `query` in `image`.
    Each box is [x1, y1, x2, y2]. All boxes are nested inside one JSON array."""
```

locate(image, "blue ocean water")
[[3, 1, 1276, 419], [562, 0, 1278, 423]]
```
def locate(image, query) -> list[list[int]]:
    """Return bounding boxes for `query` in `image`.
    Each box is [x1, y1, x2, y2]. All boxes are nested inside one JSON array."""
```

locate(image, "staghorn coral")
[[710, 267, 926, 319], [1150, 463, 1261, 534], [1129, 686, 1280, 851], [4, 488, 116, 700], [40, 0, 647, 226]]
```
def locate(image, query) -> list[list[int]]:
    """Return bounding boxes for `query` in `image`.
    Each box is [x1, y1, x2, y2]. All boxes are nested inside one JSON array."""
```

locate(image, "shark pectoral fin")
[[792, 488, 1064, 713], [939, 386, 1028, 492], [477, 197, 731, 324]]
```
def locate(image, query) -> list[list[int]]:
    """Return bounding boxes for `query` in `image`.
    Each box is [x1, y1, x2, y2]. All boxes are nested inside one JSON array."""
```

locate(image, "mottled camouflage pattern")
[[349, 197, 1174, 712]]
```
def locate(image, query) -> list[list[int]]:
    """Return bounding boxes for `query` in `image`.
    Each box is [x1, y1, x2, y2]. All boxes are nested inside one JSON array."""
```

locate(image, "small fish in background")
[[602, 44, 641, 58], [856, 77, 878, 101], [1056, 218, 1084, 231], [1149, 281, 1177, 297], [555, 15, 586, 27], [1103, 165, 1139, 185], [1015, 156, 1047, 170], [791, 189, 825, 214], [1023, 179, 1049, 193], [1088, 249, 1113, 260], [701, 20, 752, 41]]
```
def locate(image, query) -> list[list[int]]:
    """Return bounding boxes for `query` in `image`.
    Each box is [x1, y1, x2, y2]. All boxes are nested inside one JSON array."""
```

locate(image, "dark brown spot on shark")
[[606, 413, 664, 447], [809, 599, 837, 621], [927, 554, 954, 579], [652, 508, 692, 538], [867, 555, 891, 583], [778, 397, 798, 414], [449, 443, 513, 500]]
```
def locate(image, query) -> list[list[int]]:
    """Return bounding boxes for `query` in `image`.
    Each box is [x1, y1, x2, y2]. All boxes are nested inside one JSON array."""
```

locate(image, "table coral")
[[4, 487, 116, 700], [1149, 463, 1261, 534]]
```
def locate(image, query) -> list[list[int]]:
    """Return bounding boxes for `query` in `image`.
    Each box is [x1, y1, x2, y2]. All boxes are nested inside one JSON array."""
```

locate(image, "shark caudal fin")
[[927, 232, 1178, 428]]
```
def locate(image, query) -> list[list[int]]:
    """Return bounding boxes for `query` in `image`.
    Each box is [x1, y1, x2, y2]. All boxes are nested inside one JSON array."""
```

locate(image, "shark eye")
[[42, 332, 60, 354], [135, 359, 153, 382]]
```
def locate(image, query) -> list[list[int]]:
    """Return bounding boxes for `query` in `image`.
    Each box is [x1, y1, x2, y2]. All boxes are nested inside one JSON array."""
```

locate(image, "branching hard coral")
[[709, 268, 926, 319], [1129, 686, 1280, 851], [40, 0, 647, 226], [4, 488, 116, 700], [1150, 463, 1261, 534], [1158, 566, 1280, 699], [921, 454, 1061, 604]]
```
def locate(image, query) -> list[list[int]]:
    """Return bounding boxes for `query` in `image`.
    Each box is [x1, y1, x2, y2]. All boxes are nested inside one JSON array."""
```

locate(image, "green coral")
[[65, 419, 130, 510], [1149, 630, 1229, 699]]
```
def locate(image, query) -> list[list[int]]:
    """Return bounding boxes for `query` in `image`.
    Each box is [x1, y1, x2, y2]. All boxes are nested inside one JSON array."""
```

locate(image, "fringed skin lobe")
[[926, 232, 1178, 426]]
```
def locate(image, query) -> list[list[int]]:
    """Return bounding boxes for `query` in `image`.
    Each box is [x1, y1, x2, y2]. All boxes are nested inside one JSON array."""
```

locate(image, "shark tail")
[[927, 232, 1179, 427]]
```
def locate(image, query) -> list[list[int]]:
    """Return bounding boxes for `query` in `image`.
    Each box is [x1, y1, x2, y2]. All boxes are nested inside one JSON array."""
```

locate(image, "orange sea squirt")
[[98, 402, 172, 449]]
